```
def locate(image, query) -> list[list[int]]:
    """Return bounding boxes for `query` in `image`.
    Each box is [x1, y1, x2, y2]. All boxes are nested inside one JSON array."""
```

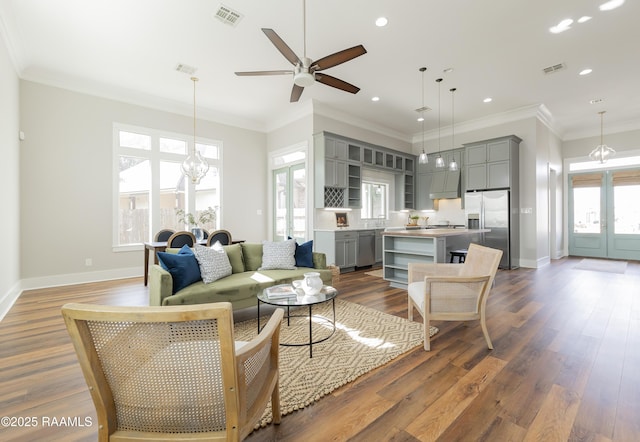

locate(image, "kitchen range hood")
[[428, 169, 461, 199]]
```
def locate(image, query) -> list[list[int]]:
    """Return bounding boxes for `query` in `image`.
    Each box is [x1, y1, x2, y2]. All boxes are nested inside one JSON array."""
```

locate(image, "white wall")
[[0, 29, 21, 316], [19, 81, 267, 287]]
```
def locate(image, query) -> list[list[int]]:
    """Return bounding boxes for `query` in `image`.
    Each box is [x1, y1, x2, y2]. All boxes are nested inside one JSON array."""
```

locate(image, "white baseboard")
[[1, 267, 142, 321]]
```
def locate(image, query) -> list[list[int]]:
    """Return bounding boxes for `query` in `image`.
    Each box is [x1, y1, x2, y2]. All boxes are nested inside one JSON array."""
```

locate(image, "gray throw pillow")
[[259, 239, 296, 270], [193, 243, 232, 283]]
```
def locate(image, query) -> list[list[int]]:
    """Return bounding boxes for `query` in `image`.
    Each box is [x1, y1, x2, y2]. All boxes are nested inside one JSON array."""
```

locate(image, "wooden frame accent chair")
[[61, 302, 283, 441], [407, 243, 502, 351]]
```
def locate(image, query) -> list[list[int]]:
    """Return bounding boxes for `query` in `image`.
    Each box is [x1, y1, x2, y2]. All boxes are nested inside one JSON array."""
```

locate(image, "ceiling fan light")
[[294, 72, 315, 87]]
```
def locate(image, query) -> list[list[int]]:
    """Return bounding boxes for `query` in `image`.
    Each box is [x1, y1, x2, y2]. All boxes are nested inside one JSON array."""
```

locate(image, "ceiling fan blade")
[[262, 28, 301, 66], [313, 45, 367, 71], [290, 84, 304, 102], [315, 73, 360, 94], [235, 70, 293, 76]]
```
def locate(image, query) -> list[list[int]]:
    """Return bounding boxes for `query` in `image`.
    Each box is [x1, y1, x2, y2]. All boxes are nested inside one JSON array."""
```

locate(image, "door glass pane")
[[613, 184, 640, 233], [292, 167, 306, 241], [274, 170, 288, 240], [573, 187, 601, 233]]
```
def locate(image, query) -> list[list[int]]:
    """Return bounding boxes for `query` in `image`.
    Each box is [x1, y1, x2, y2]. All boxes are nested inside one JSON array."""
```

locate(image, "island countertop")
[[382, 228, 490, 238]]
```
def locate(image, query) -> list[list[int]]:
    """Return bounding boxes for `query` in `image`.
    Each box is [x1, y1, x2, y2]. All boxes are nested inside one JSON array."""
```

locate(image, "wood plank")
[[523, 384, 581, 441]]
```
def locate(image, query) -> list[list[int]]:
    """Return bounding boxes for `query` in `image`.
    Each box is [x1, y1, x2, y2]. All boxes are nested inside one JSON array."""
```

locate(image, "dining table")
[[143, 239, 244, 286]]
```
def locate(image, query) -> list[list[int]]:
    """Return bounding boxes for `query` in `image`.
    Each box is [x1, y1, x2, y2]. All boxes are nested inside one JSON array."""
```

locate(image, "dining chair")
[[207, 229, 233, 246], [407, 243, 502, 351], [154, 229, 175, 242], [166, 230, 196, 248], [61, 302, 284, 441]]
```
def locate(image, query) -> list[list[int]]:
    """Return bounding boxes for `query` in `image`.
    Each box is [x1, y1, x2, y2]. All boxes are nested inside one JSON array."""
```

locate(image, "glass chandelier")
[[181, 76, 210, 184], [589, 111, 616, 163]]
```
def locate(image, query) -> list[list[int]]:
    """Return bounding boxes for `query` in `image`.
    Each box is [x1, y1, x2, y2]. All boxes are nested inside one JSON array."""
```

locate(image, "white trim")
[[19, 268, 142, 293], [0, 282, 22, 322]]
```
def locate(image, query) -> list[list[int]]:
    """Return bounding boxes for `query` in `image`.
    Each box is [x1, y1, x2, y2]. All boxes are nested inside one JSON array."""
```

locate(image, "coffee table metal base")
[[257, 297, 336, 358]]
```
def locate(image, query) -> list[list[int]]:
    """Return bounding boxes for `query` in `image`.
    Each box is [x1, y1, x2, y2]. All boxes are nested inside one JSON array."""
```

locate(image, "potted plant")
[[407, 212, 420, 226], [176, 207, 217, 241]]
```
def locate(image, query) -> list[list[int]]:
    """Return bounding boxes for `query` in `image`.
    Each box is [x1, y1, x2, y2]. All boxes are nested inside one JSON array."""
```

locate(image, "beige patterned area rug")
[[234, 299, 437, 427], [573, 258, 627, 274]]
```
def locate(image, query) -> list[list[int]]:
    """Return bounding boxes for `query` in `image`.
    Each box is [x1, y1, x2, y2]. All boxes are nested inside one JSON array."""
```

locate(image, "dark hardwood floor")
[[1, 257, 639, 441]]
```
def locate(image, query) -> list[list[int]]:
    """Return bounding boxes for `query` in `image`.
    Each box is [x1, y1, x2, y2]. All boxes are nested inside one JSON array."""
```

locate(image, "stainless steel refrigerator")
[[464, 190, 518, 269]]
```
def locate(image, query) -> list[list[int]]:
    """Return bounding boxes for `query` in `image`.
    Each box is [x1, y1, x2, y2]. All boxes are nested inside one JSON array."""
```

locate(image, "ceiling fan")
[[234, 0, 366, 102]]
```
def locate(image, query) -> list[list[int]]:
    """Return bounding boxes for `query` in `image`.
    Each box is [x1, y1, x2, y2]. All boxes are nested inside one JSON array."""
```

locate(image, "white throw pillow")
[[259, 239, 296, 270], [193, 243, 232, 283]]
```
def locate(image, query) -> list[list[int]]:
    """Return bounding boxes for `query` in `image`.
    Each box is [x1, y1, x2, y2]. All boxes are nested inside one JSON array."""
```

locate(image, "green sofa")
[[149, 242, 332, 310]]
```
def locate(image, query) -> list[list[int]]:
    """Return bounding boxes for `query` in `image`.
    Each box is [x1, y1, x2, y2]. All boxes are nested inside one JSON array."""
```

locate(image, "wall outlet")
[[85, 258, 93, 266]]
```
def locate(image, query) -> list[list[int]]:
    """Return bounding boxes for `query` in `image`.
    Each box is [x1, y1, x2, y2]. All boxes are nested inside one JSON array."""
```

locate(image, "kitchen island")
[[382, 228, 489, 288]]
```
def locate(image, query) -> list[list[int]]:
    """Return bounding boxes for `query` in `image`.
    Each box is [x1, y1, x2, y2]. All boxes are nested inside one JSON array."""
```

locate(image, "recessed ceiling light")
[[599, 0, 625, 11], [590, 98, 604, 104], [443, 68, 454, 73], [375, 17, 388, 27], [483, 97, 493, 103], [579, 68, 593, 76], [549, 18, 573, 33], [371, 96, 380, 102], [578, 16, 592, 23], [417, 117, 424, 122]]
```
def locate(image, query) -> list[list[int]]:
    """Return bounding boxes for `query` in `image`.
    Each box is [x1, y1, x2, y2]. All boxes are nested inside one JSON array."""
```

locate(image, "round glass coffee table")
[[257, 284, 338, 358]]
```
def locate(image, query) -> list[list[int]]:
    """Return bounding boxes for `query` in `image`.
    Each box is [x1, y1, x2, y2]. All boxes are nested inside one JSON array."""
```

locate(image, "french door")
[[569, 168, 640, 259], [273, 163, 306, 242]]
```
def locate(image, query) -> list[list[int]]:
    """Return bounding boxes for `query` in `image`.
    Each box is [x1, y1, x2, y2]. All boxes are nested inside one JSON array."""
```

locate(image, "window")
[[361, 181, 388, 219], [114, 124, 221, 249]]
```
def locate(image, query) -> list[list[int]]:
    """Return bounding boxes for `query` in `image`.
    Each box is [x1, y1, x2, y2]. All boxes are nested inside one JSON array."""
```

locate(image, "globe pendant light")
[[418, 67, 429, 165], [181, 77, 210, 184], [589, 111, 616, 163], [435, 78, 445, 168], [448, 87, 459, 171]]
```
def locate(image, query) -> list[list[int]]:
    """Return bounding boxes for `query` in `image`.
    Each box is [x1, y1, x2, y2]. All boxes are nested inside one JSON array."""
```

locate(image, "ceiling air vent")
[[542, 63, 566, 74], [415, 106, 432, 113], [175, 63, 198, 75], [214, 4, 243, 27]]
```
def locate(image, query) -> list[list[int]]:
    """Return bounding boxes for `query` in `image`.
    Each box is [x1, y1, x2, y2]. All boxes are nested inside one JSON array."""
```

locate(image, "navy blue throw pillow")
[[157, 247, 201, 293], [288, 237, 314, 268]]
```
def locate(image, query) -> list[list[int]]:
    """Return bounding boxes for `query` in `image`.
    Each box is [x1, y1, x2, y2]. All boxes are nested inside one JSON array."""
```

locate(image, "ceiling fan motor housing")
[[294, 57, 315, 87]]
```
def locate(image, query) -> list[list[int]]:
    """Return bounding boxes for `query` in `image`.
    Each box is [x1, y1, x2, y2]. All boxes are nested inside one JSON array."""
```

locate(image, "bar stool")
[[449, 249, 468, 263]]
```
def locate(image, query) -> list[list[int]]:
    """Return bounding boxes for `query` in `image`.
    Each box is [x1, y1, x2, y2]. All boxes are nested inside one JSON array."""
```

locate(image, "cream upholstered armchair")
[[407, 243, 502, 351], [62, 302, 283, 441]]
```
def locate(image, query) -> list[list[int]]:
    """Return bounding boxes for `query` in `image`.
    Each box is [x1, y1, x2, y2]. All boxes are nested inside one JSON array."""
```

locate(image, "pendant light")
[[435, 78, 445, 168], [417, 67, 428, 165], [448, 87, 459, 171], [589, 111, 616, 163], [181, 77, 210, 184]]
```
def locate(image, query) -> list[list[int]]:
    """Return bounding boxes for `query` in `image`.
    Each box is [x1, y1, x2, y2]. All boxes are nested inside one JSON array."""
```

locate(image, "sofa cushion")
[[259, 239, 296, 270], [193, 243, 232, 284], [241, 243, 263, 271], [223, 243, 245, 273], [157, 247, 202, 294]]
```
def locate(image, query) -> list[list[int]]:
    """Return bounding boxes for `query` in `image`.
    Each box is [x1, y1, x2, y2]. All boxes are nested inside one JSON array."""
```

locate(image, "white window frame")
[[112, 123, 222, 251]]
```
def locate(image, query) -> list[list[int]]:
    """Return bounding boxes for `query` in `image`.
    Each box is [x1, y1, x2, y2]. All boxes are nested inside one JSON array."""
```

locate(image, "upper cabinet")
[[314, 132, 415, 209], [463, 135, 521, 192]]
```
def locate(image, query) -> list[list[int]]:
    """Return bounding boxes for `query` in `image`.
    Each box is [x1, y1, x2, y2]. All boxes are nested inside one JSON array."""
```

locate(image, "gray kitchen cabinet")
[[347, 163, 362, 208], [375, 229, 384, 263], [463, 135, 521, 191], [325, 158, 347, 188], [314, 230, 357, 272], [415, 172, 435, 210]]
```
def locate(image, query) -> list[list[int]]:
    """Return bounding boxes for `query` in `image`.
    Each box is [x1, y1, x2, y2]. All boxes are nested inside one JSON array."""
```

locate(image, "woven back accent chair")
[[407, 243, 502, 351], [61, 302, 283, 441], [166, 230, 196, 248], [207, 229, 233, 247]]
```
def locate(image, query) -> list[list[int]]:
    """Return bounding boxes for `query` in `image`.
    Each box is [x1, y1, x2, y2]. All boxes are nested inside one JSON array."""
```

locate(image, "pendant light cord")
[[192, 77, 198, 153]]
